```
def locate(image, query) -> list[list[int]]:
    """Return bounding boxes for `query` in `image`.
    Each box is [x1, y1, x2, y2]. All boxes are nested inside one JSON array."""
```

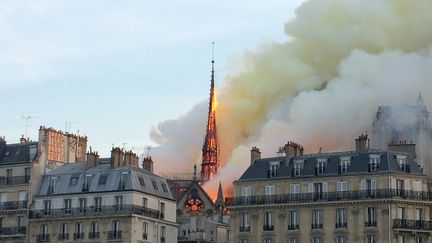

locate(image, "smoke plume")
[[150, 0, 432, 194]]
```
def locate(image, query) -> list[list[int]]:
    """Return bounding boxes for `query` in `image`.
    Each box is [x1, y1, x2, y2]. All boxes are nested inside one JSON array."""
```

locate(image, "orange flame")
[[212, 90, 218, 113]]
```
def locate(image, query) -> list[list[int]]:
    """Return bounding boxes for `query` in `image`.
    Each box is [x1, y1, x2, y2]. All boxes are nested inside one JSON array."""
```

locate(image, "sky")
[[0, 0, 303, 156]]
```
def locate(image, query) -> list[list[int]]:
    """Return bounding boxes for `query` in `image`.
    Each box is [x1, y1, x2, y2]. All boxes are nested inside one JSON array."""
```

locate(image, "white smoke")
[[150, 0, 432, 194]]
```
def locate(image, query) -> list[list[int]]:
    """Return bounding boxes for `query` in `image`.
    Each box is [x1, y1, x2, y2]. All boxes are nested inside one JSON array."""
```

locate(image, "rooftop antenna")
[[65, 118, 79, 133], [21, 115, 39, 139]]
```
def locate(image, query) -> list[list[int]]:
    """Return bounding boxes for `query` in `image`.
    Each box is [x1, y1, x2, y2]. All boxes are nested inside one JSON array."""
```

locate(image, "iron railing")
[[0, 201, 27, 210], [73, 232, 84, 240], [29, 204, 161, 220], [393, 219, 432, 231], [0, 176, 30, 186], [88, 232, 100, 239], [288, 224, 299, 230], [108, 231, 122, 239], [36, 234, 49, 242], [335, 222, 347, 228], [58, 233, 69, 240], [227, 189, 431, 206], [311, 223, 323, 229], [0, 227, 26, 235], [239, 226, 250, 232], [263, 225, 274, 231], [365, 221, 377, 227]]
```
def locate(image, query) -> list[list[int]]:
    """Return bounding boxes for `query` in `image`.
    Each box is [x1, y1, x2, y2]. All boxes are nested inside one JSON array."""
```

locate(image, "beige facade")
[[228, 141, 432, 243]]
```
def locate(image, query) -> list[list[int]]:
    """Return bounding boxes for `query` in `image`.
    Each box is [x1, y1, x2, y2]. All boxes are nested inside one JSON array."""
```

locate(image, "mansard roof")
[[0, 142, 38, 165], [37, 160, 173, 200], [238, 149, 424, 181]]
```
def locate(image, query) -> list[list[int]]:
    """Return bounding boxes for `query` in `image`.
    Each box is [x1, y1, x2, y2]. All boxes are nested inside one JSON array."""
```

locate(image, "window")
[[160, 225, 166, 242], [110, 220, 121, 239], [290, 184, 300, 201], [293, 160, 304, 176], [265, 185, 275, 203], [241, 187, 252, 203], [268, 162, 279, 178], [142, 197, 148, 207], [138, 176, 145, 186], [40, 224, 49, 240], [337, 181, 348, 198], [312, 237, 322, 243], [151, 179, 158, 190], [369, 155, 380, 172], [70, 177, 78, 186], [115, 196, 123, 210], [90, 222, 99, 239], [365, 207, 376, 227], [98, 174, 107, 185], [0, 192, 7, 206], [94, 197, 102, 212], [336, 236, 347, 243], [316, 159, 327, 175], [360, 179, 376, 197], [309, 182, 328, 200], [288, 239, 298, 243], [398, 236, 407, 243], [240, 240, 250, 243], [59, 223, 68, 240], [48, 177, 57, 194], [18, 191, 27, 206], [161, 183, 168, 192], [119, 172, 128, 189], [16, 216, 23, 227], [416, 236, 424, 243], [366, 235, 376, 243], [263, 212, 273, 231], [240, 213, 250, 231], [288, 210, 299, 230], [160, 202, 165, 219], [396, 155, 408, 171], [64, 199, 72, 214], [24, 167, 30, 182], [312, 209, 323, 229], [142, 222, 148, 240], [336, 208, 347, 228], [398, 207, 406, 220], [6, 169, 12, 180], [416, 208, 424, 221], [339, 157, 350, 173], [263, 239, 273, 243], [74, 223, 84, 239], [83, 174, 92, 191], [79, 198, 87, 212], [43, 200, 51, 214]]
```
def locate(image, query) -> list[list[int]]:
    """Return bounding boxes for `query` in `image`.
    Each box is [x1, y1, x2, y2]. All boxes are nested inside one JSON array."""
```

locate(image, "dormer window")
[[315, 158, 327, 175], [82, 174, 92, 192], [118, 172, 128, 190], [396, 155, 409, 172], [268, 162, 280, 178], [369, 155, 380, 172], [339, 157, 351, 174], [293, 160, 304, 177], [48, 177, 57, 194]]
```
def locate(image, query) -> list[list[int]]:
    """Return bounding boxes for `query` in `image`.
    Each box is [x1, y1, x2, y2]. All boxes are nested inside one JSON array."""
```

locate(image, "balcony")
[[58, 234, 69, 240], [142, 233, 148, 240], [288, 224, 299, 230], [393, 219, 432, 231], [335, 222, 347, 228], [30, 204, 161, 220], [88, 232, 100, 239], [161, 236, 166, 243], [73, 232, 84, 240], [36, 234, 50, 242], [267, 170, 279, 178], [226, 189, 431, 207], [0, 227, 26, 235], [311, 223, 323, 229], [239, 226, 250, 232], [0, 201, 27, 210], [0, 176, 30, 186], [365, 221, 377, 227], [108, 231, 122, 240], [263, 225, 274, 231]]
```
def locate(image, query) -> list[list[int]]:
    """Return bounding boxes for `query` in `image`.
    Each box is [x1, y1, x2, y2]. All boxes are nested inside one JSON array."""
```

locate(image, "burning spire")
[[201, 42, 220, 181]]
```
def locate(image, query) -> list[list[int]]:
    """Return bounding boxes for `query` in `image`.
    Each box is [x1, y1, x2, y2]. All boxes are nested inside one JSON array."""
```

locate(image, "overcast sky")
[[0, 0, 303, 155]]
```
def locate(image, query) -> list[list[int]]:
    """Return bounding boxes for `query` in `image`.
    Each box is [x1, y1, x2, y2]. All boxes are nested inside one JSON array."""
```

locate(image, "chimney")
[[142, 156, 154, 173], [283, 141, 303, 160], [130, 152, 139, 167], [111, 147, 123, 168], [388, 141, 416, 159], [355, 134, 369, 153], [86, 149, 100, 169], [250, 146, 261, 165], [19, 135, 28, 144]]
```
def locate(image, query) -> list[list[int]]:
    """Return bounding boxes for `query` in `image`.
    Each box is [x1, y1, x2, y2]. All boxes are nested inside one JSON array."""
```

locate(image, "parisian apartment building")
[[227, 136, 432, 243]]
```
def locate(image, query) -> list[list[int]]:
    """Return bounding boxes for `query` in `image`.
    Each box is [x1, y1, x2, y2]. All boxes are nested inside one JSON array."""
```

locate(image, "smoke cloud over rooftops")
[[150, 0, 432, 193]]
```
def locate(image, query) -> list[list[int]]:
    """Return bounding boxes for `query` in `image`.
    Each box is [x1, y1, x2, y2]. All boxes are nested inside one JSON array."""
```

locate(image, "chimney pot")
[[250, 146, 261, 165]]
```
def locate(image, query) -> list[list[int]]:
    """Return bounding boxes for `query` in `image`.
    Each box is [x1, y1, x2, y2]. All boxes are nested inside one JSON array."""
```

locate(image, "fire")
[[212, 90, 218, 113]]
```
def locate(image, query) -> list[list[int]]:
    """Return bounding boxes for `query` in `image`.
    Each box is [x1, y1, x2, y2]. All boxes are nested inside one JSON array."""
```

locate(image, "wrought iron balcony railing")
[[0, 201, 27, 210], [73, 232, 84, 240], [226, 189, 431, 206], [288, 224, 300, 230], [36, 234, 49, 242], [393, 219, 432, 231], [58, 233, 69, 240], [311, 223, 323, 229], [0, 227, 26, 235], [239, 225, 250, 232], [263, 225, 274, 231], [30, 204, 161, 220], [108, 231, 122, 240], [0, 176, 30, 186], [365, 221, 377, 227], [161, 236, 166, 243], [335, 222, 347, 228], [142, 233, 148, 240], [88, 232, 100, 239]]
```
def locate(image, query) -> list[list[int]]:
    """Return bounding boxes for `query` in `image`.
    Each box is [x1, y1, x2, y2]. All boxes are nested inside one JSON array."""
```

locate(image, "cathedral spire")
[[417, 92, 424, 105], [201, 42, 220, 181], [215, 181, 224, 207]]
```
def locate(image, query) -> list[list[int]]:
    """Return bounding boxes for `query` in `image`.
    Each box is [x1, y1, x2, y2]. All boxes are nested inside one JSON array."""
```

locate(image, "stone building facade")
[[27, 148, 178, 243], [228, 136, 432, 243]]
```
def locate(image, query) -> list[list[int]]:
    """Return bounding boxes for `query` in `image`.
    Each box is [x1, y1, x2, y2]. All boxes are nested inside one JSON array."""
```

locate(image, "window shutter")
[[360, 180, 366, 190], [391, 179, 397, 189], [308, 183, 314, 193], [371, 179, 377, 190], [322, 182, 328, 192]]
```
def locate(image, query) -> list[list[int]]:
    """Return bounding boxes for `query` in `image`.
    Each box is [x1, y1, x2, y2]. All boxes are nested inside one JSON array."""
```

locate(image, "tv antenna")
[[21, 115, 39, 139]]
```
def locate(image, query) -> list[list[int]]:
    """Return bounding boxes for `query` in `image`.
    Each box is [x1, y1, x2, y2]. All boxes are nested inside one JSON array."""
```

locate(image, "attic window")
[[316, 158, 327, 175], [369, 155, 380, 172], [98, 174, 107, 185], [339, 157, 351, 174], [4, 151, 9, 157], [82, 174, 92, 192], [161, 183, 168, 193], [118, 173, 128, 190], [293, 160, 304, 177], [268, 161, 280, 178], [70, 177, 79, 186], [151, 180, 158, 191], [396, 155, 409, 172], [48, 177, 57, 195], [138, 176, 145, 187]]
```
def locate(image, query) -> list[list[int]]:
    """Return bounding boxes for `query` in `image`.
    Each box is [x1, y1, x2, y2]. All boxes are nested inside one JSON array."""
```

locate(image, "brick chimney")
[[283, 141, 304, 160], [250, 146, 261, 165], [111, 147, 123, 168], [123, 151, 139, 167], [142, 156, 154, 173], [355, 134, 369, 153], [86, 149, 100, 169]]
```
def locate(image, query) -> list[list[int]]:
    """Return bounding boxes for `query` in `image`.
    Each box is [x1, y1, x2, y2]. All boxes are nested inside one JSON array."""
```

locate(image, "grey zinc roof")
[[38, 160, 173, 200], [0, 142, 38, 165], [239, 150, 423, 180]]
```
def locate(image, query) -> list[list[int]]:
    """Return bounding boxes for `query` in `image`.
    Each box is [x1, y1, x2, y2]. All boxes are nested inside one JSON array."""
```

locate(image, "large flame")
[[212, 90, 218, 113]]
